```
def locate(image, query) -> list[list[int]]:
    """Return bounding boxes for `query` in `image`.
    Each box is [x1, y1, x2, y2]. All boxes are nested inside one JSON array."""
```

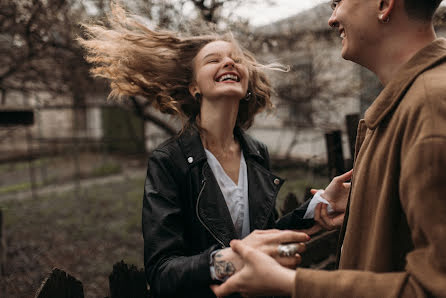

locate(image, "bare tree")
[[1, 0, 276, 137]]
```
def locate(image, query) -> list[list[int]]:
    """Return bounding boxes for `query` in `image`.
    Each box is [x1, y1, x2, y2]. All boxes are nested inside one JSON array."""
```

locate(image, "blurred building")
[[245, 4, 446, 163], [2, 4, 445, 163]]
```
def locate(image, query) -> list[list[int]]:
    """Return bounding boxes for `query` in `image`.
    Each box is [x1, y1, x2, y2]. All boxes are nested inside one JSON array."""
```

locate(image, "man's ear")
[[378, 0, 395, 22]]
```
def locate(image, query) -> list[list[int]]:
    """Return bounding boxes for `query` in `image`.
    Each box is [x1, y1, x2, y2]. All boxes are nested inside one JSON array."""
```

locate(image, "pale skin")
[[190, 41, 350, 281], [211, 239, 296, 297], [212, 0, 440, 295], [312, 169, 352, 231], [189, 40, 310, 279]]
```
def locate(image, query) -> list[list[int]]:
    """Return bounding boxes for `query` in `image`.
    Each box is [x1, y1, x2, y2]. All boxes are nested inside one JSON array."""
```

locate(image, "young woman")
[[78, 5, 348, 297]]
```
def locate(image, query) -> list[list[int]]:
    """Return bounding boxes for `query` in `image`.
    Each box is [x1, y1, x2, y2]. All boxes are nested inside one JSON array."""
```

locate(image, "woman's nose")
[[223, 57, 235, 68]]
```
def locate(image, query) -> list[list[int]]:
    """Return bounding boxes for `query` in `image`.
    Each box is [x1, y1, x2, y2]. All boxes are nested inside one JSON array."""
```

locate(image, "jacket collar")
[[178, 125, 264, 166], [364, 38, 446, 130]]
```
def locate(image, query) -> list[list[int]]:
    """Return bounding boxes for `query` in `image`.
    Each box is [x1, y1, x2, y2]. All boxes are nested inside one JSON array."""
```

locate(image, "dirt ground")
[[1, 173, 145, 298], [0, 154, 328, 298]]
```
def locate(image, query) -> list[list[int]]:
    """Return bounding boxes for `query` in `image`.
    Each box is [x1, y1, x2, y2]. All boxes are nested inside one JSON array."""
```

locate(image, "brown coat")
[[293, 39, 446, 298]]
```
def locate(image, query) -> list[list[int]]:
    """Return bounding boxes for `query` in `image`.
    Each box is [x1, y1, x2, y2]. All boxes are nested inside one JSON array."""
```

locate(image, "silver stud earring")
[[194, 93, 202, 102], [379, 14, 390, 23], [244, 92, 252, 101]]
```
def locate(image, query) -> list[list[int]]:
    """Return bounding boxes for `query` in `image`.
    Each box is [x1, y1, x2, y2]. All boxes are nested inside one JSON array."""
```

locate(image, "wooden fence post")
[[0, 208, 4, 276], [34, 268, 84, 298], [324, 130, 345, 179], [108, 261, 149, 298], [345, 114, 360, 163]]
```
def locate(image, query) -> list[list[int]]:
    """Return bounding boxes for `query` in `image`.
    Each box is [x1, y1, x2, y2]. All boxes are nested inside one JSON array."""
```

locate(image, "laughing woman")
[[77, 5, 331, 298]]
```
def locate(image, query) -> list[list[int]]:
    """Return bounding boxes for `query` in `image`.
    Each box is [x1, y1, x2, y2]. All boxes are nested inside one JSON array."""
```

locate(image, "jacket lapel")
[[235, 127, 284, 231], [196, 163, 238, 247], [246, 160, 283, 231]]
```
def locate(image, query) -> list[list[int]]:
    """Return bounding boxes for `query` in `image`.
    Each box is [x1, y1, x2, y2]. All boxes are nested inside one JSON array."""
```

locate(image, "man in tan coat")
[[211, 0, 446, 297]]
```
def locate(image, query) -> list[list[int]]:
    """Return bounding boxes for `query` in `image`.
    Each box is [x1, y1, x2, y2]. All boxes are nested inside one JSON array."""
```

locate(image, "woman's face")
[[190, 40, 249, 101]]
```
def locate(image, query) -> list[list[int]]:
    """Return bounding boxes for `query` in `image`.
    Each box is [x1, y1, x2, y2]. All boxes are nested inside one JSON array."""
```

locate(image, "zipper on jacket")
[[195, 179, 226, 248]]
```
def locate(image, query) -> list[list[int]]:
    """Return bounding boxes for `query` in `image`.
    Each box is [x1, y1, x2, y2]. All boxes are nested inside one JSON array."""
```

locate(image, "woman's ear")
[[378, 0, 395, 23], [189, 82, 199, 98]]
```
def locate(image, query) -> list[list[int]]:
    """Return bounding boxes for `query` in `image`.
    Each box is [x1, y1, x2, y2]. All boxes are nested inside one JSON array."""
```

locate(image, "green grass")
[[1, 176, 146, 297], [275, 167, 329, 215], [0, 157, 54, 174], [90, 162, 122, 177], [0, 181, 32, 195], [0, 160, 124, 195], [0, 164, 329, 297]]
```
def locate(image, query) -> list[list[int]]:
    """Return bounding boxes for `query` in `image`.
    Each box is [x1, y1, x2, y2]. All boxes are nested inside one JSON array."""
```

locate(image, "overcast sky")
[[228, 0, 446, 26], [230, 0, 330, 26]]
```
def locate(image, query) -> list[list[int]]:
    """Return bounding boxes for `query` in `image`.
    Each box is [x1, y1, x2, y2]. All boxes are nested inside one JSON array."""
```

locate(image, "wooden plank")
[[345, 114, 360, 160], [108, 261, 149, 298], [0, 209, 4, 276], [324, 130, 345, 179], [34, 268, 84, 298]]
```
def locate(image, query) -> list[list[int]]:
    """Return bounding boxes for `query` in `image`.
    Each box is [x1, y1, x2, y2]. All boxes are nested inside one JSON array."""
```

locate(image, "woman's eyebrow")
[[202, 53, 221, 60]]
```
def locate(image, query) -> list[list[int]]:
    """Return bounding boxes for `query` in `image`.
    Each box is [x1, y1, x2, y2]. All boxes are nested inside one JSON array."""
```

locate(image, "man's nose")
[[328, 10, 338, 28]]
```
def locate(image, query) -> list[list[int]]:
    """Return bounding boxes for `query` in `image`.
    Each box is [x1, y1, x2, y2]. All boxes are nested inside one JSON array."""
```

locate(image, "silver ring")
[[277, 243, 300, 257]]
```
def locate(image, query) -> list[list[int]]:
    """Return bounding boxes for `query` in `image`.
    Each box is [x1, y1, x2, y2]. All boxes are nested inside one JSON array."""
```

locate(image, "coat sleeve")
[[292, 135, 446, 297], [142, 149, 219, 297]]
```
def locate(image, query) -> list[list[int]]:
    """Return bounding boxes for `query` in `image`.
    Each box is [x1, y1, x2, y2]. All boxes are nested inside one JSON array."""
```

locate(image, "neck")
[[198, 96, 239, 150], [366, 24, 436, 86]]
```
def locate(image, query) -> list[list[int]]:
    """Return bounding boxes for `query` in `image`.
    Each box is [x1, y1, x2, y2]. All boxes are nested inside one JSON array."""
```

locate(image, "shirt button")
[[187, 157, 194, 164], [274, 178, 280, 185]]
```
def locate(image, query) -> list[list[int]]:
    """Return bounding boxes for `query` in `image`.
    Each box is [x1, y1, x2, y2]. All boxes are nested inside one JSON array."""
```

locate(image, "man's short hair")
[[404, 0, 443, 21]]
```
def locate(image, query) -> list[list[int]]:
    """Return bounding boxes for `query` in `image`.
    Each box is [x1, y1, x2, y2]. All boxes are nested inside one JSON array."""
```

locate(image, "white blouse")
[[205, 149, 250, 238]]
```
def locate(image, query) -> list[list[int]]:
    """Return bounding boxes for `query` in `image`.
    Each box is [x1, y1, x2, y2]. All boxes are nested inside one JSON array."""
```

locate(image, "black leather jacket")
[[142, 127, 312, 298]]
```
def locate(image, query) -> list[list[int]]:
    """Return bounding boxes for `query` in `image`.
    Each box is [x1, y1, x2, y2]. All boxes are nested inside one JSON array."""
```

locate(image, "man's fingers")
[[333, 213, 345, 226], [269, 230, 310, 244], [210, 278, 237, 297], [314, 203, 322, 223], [338, 169, 353, 181], [231, 239, 255, 259], [278, 252, 303, 268], [252, 229, 280, 234], [343, 182, 351, 189], [319, 204, 334, 230], [310, 188, 321, 195]]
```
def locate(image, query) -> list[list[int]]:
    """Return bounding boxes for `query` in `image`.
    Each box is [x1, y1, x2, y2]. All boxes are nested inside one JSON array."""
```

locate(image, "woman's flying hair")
[[78, 4, 287, 130]]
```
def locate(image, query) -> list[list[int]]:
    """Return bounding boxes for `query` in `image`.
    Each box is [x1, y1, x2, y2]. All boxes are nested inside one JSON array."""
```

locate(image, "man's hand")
[[310, 169, 352, 230], [317, 169, 352, 212], [314, 202, 345, 230], [210, 240, 295, 297]]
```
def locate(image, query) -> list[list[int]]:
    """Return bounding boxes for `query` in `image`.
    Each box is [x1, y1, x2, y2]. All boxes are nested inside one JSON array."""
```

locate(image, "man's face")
[[328, 0, 380, 64]]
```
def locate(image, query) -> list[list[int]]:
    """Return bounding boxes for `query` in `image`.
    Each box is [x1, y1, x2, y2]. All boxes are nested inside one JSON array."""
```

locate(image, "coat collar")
[[177, 125, 264, 167], [364, 38, 446, 130]]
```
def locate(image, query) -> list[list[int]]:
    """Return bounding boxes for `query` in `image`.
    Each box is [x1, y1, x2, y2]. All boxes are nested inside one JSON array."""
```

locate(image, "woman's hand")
[[239, 229, 309, 269], [212, 247, 244, 281], [213, 229, 308, 281], [210, 239, 295, 297]]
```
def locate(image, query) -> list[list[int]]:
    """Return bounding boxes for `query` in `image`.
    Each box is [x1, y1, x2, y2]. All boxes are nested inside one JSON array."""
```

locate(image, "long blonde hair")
[[78, 4, 281, 130]]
